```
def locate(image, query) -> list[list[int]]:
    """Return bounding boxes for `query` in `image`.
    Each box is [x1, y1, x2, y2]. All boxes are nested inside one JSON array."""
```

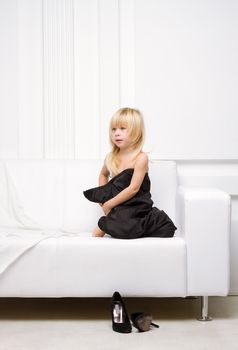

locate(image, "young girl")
[[83, 107, 177, 238]]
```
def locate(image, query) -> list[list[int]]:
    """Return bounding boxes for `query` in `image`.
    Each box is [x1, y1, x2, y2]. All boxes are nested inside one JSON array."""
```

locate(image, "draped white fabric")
[[0, 161, 75, 274]]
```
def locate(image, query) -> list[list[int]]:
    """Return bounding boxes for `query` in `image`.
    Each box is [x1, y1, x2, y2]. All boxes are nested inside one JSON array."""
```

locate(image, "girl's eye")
[[111, 126, 126, 132]]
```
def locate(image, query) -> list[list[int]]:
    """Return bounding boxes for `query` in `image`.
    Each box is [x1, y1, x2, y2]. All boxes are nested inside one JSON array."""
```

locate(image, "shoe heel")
[[151, 322, 159, 328]]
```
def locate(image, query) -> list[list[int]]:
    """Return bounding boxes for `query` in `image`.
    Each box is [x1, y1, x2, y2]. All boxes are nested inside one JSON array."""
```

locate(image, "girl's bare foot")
[[93, 226, 105, 237]]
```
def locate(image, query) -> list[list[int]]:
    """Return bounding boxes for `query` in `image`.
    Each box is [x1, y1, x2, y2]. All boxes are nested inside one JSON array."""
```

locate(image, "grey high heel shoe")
[[131, 312, 159, 332]]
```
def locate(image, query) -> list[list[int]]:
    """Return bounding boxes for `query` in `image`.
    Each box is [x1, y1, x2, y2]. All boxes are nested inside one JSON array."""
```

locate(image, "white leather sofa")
[[0, 159, 231, 320]]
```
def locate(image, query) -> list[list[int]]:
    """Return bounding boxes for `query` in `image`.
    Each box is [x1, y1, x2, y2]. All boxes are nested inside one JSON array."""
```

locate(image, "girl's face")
[[111, 125, 132, 150]]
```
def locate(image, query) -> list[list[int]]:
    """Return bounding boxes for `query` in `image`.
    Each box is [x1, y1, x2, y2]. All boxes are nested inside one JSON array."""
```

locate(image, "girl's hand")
[[102, 201, 112, 215]]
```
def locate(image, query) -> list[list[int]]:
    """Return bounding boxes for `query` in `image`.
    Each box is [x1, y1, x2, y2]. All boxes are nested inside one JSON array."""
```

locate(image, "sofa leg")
[[197, 296, 213, 321]]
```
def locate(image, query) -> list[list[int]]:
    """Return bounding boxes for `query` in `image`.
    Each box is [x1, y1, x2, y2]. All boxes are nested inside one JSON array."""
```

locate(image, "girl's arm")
[[99, 163, 109, 186], [97, 161, 110, 208], [102, 153, 148, 215]]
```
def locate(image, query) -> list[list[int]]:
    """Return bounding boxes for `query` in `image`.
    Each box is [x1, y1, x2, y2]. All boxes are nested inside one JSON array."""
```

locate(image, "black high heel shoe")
[[131, 312, 159, 332], [111, 291, 132, 333]]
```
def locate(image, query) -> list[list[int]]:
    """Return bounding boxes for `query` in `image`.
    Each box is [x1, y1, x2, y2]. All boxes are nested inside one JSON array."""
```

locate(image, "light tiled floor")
[[0, 296, 238, 350]]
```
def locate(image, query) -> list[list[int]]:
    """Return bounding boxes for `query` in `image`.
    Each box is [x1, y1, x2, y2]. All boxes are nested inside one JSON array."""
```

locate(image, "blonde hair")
[[105, 107, 145, 175]]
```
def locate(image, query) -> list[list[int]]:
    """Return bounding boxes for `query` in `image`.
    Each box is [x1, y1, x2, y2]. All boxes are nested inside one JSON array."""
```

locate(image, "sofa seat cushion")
[[0, 235, 187, 297]]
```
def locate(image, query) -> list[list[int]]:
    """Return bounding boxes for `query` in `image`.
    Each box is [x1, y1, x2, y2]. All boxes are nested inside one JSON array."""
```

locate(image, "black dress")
[[83, 168, 177, 239]]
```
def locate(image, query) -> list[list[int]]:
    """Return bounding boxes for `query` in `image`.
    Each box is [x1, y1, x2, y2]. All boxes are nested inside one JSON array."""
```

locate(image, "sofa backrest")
[[149, 160, 177, 223], [2, 159, 177, 232]]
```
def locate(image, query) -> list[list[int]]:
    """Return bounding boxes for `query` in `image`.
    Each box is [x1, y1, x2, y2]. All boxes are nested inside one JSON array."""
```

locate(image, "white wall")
[[135, 0, 238, 159], [1, 0, 238, 159], [0, 0, 18, 157], [0, 0, 238, 293]]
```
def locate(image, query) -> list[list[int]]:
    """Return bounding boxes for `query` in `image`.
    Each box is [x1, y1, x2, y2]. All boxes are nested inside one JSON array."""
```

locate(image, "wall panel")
[[119, 0, 136, 108], [43, 0, 75, 158], [18, 0, 43, 158], [0, 0, 18, 158], [135, 0, 238, 159], [74, 0, 100, 159], [98, 0, 120, 157]]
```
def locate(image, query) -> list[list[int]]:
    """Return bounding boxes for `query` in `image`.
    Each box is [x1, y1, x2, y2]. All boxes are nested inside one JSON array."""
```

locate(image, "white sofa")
[[0, 159, 231, 320]]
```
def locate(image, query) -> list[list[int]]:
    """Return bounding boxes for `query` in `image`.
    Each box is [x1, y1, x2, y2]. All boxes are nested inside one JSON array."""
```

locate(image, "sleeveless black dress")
[[83, 168, 177, 239]]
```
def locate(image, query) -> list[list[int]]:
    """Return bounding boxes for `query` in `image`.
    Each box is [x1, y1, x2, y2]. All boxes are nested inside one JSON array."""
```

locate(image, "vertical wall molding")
[[0, 0, 18, 158], [73, 0, 101, 159], [119, 0, 136, 108], [43, 0, 75, 158], [17, 0, 137, 159], [98, 0, 120, 158], [97, 0, 136, 157], [18, 0, 43, 158]]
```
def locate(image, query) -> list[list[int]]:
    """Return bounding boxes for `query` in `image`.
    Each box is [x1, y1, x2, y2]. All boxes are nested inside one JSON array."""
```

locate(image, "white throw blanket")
[[0, 160, 76, 274]]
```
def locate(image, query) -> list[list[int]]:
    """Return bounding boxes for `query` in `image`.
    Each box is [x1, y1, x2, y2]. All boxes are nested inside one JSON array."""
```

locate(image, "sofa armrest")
[[177, 186, 231, 296]]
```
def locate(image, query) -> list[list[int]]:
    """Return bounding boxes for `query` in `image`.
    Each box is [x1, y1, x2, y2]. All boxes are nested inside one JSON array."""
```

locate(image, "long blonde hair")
[[105, 107, 145, 175]]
